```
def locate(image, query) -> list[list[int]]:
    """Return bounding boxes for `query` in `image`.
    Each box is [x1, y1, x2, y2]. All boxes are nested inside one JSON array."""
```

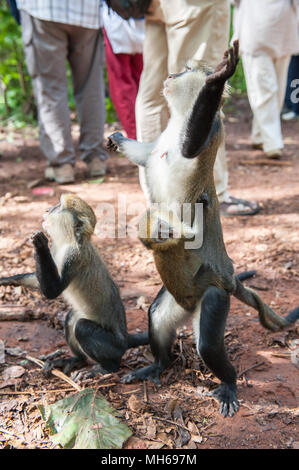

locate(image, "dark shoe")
[[264, 149, 282, 159], [45, 164, 75, 184], [220, 195, 260, 217], [86, 157, 107, 177]]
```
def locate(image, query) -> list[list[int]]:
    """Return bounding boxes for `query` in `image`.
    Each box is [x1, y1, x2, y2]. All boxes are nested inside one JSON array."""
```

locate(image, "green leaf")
[[38, 388, 132, 449], [87, 177, 105, 184]]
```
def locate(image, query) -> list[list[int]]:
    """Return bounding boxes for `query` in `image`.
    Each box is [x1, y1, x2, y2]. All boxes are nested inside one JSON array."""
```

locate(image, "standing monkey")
[[0, 194, 148, 376], [107, 41, 299, 417]]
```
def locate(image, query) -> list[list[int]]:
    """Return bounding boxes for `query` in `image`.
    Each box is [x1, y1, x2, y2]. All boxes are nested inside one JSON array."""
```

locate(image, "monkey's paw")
[[121, 364, 162, 385], [43, 356, 86, 377], [106, 132, 125, 152], [71, 364, 108, 382], [209, 383, 239, 418], [206, 40, 239, 84], [31, 230, 49, 248]]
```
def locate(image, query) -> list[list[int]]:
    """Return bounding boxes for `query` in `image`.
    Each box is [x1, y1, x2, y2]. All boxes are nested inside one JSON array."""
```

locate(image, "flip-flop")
[[220, 196, 260, 217]]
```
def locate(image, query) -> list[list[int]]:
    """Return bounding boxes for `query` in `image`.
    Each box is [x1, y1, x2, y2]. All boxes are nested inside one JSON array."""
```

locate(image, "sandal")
[[220, 195, 260, 217]]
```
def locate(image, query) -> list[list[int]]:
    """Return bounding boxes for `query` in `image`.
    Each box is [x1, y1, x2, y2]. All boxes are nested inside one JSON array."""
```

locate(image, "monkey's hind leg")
[[122, 287, 187, 384], [75, 319, 127, 373], [42, 311, 87, 376], [197, 286, 239, 418], [43, 356, 86, 376]]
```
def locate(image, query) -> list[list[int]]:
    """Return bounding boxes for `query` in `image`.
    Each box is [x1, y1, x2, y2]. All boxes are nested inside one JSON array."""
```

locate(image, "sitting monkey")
[[107, 41, 299, 417], [0, 194, 148, 375]]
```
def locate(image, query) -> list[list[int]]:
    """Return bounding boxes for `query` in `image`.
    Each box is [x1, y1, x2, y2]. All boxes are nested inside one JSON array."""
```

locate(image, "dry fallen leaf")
[[145, 417, 157, 440], [2, 365, 26, 381], [127, 394, 145, 413]]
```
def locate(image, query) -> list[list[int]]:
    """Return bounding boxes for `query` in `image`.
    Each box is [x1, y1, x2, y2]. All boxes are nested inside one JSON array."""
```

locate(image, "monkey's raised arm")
[[182, 41, 239, 159], [107, 131, 155, 167], [32, 231, 76, 299]]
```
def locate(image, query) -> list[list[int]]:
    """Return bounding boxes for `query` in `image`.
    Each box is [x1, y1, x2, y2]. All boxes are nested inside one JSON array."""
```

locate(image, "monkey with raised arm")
[[0, 194, 148, 376], [107, 41, 299, 417]]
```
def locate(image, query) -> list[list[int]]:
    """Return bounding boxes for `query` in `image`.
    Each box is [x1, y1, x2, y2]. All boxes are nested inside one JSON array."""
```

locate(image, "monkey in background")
[[0, 194, 148, 376], [107, 41, 299, 417]]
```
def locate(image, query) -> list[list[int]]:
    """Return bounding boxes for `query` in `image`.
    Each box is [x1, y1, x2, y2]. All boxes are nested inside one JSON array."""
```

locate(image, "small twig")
[[248, 284, 269, 291], [240, 159, 292, 166], [121, 387, 142, 395], [93, 383, 117, 388], [0, 308, 32, 322], [238, 361, 265, 378], [0, 427, 18, 437], [26, 355, 82, 392], [152, 416, 190, 433], [0, 388, 75, 396], [143, 381, 148, 403], [270, 352, 290, 359], [0, 427, 28, 444], [79, 372, 114, 384]]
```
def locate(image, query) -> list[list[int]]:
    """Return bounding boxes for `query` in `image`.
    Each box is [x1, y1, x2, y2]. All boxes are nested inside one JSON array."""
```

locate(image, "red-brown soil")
[[0, 97, 298, 449]]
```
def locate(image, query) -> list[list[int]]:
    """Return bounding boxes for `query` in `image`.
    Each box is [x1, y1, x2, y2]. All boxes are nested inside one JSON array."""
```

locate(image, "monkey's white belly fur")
[[147, 119, 196, 205]]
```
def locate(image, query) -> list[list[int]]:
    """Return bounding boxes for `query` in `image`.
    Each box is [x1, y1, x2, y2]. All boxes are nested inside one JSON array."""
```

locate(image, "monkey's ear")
[[74, 218, 84, 240], [154, 219, 180, 242]]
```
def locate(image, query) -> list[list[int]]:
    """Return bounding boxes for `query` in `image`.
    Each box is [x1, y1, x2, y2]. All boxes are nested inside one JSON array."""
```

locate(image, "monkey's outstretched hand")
[[31, 230, 49, 249], [106, 132, 125, 152], [206, 40, 239, 84]]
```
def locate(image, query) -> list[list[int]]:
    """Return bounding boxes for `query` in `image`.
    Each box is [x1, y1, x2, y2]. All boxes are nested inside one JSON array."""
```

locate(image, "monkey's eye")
[[47, 202, 61, 214], [185, 65, 192, 72]]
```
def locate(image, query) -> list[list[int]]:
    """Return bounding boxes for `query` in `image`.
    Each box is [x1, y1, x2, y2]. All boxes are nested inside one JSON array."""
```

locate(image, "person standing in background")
[[135, 0, 259, 216], [16, 0, 108, 184], [103, 2, 144, 139], [282, 5, 299, 121], [233, 0, 299, 159], [282, 55, 299, 121]]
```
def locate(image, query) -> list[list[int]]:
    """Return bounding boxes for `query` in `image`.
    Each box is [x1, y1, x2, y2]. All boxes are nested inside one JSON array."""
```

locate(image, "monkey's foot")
[[106, 132, 124, 152], [71, 365, 109, 382], [43, 356, 86, 377], [209, 383, 239, 417], [121, 364, 162, 385]]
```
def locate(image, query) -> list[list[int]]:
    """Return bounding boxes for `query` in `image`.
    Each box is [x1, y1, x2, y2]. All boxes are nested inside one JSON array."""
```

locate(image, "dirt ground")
[[0, 97, 298, 449]]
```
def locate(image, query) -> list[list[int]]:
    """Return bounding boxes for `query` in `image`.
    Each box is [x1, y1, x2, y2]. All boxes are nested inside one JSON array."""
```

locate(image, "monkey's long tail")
[[236, 270, 256, 282], [128, 331, 149, 348], [0, 273, 39, 289], [234, 277, 299, 331]]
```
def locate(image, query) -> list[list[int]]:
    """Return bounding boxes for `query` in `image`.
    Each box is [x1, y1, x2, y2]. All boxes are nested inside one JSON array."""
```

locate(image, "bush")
[[0, 2, 246, 127], [0, 1, 117, 127], [0, 0, 36, 126]]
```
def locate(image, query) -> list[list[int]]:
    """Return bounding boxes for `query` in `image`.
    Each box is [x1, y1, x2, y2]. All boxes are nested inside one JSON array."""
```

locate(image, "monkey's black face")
[[42, 202, 61, 234], [163, 64, 207, 114]]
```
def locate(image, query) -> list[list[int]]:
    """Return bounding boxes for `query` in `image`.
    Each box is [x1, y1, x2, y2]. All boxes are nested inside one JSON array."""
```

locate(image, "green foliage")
[[105, 96, 118, 123], [0, 0, 36, 125], [39, 388, 132, 449], [228, 5, 247, 95], [228, 58, 247, 95], [0, 2, 245, 129], [0, 1, 117, 127]]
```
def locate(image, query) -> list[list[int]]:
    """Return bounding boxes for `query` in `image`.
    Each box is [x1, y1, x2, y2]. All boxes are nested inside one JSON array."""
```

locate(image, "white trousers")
[[136, 0, 230, 202], [242, 53, 290, 152]]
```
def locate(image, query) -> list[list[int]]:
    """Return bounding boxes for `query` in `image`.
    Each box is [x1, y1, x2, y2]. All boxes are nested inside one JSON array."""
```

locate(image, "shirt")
[[232, 0, 299, 57], [102, 2, 144, 54], [16, 0, 103, 29]]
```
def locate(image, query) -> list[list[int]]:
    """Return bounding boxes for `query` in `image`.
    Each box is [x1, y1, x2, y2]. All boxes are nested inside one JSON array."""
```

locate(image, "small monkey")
[[0, 194, 148, 375], [107, 41, 299, 417]]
